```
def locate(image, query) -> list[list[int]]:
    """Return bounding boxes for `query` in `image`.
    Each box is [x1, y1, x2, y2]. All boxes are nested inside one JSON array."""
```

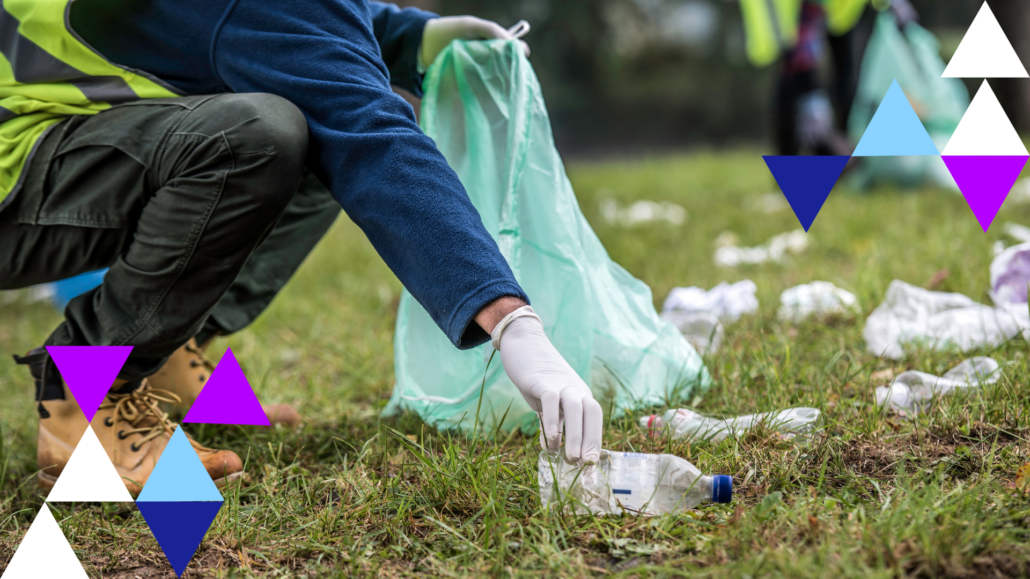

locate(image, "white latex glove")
[[492, 306, 603, 464], [420, 16, 531, 70]]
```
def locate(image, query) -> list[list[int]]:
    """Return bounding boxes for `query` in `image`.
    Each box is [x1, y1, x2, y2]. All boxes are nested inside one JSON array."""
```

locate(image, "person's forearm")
[[475, 296, 528, 335]]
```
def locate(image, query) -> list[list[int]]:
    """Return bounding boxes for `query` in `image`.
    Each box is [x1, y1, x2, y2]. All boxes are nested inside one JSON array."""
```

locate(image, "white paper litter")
[[778, 281, 859, 322], [662, 280, 759, 323], [1002, 222, 1030, 243], [659, 310, 724, 354], [863, 280, 1029, 359], [875, 357, 1000, 414], [599, 198, 687, 226], [990, 241, 1030, 305], [714, 230, 808, 267]]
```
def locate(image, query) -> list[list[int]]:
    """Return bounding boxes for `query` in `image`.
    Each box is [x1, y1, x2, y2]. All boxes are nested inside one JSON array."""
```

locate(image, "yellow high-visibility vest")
[[740, 0, 804, 68], [740, 0, 882, 68], [824, 0, 885, 35], [0, 0, 178, 207]]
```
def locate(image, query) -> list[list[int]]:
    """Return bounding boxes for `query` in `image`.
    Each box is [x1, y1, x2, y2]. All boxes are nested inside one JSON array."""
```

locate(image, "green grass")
[[3, 150, 1030, 577]]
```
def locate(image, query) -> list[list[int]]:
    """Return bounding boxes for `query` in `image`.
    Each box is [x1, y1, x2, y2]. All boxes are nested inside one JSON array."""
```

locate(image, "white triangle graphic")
[[943, 3, 1028, 78], [2, 504, 89, 578], [45, 424, 133, 502], [943, 81, 1028, 156]]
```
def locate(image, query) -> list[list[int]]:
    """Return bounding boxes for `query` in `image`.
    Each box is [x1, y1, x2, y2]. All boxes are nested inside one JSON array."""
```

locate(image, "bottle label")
[[609, 453, 656, 499]]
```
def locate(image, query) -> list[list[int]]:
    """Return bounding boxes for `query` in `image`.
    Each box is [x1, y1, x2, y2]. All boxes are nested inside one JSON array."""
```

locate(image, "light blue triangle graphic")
[[136, 427, 223, 502], [853, 80, 939, 157]]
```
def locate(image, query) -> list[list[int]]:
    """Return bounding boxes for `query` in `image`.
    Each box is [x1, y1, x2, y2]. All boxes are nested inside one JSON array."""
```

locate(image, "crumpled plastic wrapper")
[[863, 280, 1029, 359], [875, 357, 1000, 414], [778, 281, 859, 322]]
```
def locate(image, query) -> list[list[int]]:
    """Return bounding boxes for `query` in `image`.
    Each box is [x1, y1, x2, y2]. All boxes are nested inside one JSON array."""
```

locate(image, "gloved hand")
[[420, 16, 530, 70], [492, 306, 603, 465]]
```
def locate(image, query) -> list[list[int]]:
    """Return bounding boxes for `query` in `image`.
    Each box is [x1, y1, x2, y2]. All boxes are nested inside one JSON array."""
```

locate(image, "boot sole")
[[38, 470, 245, 494]]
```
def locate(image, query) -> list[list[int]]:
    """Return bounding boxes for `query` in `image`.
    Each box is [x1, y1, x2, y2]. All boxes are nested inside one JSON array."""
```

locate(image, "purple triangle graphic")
[[183, 347, 270, 426], [46, 346, 132, 423], [942, 155, 1029, 231], [763, 156, 850, 231]]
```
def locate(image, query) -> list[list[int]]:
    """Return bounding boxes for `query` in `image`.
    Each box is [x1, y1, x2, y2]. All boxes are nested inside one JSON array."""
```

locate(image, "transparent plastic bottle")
[[640, 407, 821, 443], [538, 450, 732, 515]]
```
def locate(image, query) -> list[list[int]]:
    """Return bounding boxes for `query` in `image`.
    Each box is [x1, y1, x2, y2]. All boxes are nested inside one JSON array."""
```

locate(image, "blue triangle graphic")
[[763, 156, 850, 231], [853, 80, 939, 156], [138, 501, 222, 577], [136, 427, 223, 502]]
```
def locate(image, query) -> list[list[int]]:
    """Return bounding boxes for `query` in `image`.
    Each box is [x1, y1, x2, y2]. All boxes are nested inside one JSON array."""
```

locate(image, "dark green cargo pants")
[[0, 94, 341, 380]]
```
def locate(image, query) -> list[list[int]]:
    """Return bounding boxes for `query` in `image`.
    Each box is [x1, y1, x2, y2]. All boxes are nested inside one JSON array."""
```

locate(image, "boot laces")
[[97, 384, 214, 452], [185, 342, 216, 375]]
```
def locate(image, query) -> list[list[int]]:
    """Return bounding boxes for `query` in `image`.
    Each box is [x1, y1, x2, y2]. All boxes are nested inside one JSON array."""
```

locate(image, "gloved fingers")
[[469, 18, 513, 41], [560, 394, 584, 463], [536, 412, 547, 449], [581, 397, 604, 464], [539, 390, 562, 450]]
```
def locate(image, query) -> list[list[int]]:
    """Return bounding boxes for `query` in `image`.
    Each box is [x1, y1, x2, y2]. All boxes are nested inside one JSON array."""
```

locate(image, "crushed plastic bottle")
[[875, 357, 1000, 414], [640, 407, 822, 443], [537, 450, 732, 516]]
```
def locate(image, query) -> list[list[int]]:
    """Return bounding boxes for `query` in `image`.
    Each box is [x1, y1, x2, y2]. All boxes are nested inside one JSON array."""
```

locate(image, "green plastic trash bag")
[[847, 12, 969, 190], [386, 40, 710, 435]]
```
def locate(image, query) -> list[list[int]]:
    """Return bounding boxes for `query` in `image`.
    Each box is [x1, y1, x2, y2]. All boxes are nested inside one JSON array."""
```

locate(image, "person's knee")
[[229, 93, 309, 164], [197, 94, 309, 208]]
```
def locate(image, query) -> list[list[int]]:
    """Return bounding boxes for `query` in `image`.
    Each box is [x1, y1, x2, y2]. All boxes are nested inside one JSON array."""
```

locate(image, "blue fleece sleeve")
[[212, 0, 527, 349], [367, 2, 436, 96]]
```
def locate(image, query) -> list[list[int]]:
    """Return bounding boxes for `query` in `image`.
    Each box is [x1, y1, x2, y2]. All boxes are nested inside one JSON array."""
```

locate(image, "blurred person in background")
[[740, 0, 919, 155]]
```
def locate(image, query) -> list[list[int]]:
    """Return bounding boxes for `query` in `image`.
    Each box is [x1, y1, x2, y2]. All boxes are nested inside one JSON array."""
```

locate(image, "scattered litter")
[[714, 230, 809, 267], [875, 357, 1000, 414], [990, 241, 1030, 305], [1002, 222, 1030, 243], [538, 450, 732, 515], [599, 198, 687, 226], [661, 280, 758, 323], [863, 280, 1029, 359], [659, 310, 724, 354], [640, 407, 822, 443], [778, 281, 859, 322]]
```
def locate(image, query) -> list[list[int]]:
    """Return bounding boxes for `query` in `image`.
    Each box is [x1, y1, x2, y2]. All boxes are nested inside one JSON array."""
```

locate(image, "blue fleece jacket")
[[68, 0, 527, 349]]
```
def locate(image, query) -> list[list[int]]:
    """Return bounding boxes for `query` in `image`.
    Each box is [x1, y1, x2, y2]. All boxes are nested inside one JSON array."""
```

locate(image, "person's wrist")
[[489, 305, 541, 351], [475, 296, 527, 334]]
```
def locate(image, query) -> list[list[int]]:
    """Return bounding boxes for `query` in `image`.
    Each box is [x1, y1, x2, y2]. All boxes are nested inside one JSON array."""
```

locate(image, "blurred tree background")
[[398, 0, 1026, 155]]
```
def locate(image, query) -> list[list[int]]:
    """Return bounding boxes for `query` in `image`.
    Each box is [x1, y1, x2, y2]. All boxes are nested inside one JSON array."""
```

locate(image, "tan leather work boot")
[[16, 348, 244, 495], [149, 338, 301, 427], [37, 381, 244, 495]]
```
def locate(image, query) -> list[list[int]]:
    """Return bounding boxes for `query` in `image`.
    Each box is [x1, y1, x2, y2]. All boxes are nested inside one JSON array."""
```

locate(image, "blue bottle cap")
[[711, 475, 733, 504]]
